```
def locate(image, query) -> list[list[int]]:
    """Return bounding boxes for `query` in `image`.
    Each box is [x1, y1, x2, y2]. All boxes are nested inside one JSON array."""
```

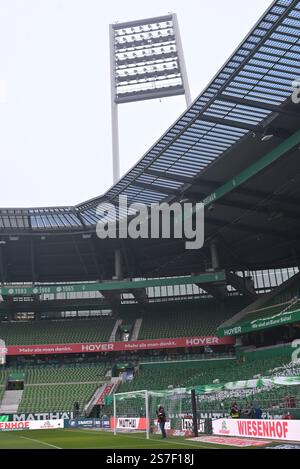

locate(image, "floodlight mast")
[[172, 13, 191, 108], [109, 13, 191, 184], [109, 23, 120, 185], [109, 14, 191, 280]]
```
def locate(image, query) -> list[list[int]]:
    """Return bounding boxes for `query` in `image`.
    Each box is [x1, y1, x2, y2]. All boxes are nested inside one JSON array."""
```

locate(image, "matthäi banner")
[[2, 411, 74, 421], [110, 417, 148, 430]]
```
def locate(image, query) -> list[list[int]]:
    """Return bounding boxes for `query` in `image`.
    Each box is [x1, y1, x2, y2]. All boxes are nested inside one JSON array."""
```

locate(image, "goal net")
[[112, 388, 194, 439]]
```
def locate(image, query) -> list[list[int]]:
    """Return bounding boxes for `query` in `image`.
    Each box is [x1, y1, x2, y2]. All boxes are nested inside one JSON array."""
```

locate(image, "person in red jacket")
[[230, 402, 240, 419], [156, 405, 167, 439]]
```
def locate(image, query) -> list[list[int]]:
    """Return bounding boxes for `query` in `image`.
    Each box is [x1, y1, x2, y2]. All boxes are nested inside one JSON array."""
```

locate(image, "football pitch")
[[0, 429, 239, 449]]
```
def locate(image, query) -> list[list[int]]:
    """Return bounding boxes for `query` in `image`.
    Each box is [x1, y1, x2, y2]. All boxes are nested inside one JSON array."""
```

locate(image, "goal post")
[[111, 387, 195, 439], [145, 390, 150, 439], [113, 390, 150, 439]]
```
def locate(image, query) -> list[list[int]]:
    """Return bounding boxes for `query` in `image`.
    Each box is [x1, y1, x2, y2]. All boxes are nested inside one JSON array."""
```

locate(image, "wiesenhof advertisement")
[[213, 418, 300, 442]]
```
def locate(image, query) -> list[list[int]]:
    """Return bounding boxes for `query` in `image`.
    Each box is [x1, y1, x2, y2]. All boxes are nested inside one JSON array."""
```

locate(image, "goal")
[[112, 388, 195, 439]]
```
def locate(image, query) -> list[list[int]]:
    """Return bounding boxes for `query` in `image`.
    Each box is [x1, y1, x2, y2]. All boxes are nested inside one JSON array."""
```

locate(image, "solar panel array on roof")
[[0, 0, 299, 231]]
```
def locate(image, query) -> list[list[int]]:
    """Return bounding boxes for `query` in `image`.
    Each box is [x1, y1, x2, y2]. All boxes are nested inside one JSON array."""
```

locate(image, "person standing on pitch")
[[156, 405, 167, 439]]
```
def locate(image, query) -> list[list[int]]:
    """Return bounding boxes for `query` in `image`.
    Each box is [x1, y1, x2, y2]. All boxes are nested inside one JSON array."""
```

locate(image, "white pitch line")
[[20, 436, 61, 449], [67, 429, 211, 448], [117, 433, 207, 448]]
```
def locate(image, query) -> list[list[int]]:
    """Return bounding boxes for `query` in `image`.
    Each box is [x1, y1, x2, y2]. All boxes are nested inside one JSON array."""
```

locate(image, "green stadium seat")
[[0, 318, 115, 345]]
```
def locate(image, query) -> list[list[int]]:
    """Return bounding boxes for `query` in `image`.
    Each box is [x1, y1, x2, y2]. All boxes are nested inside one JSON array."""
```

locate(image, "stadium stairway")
[[0, 390, 23, 413], [84, 377, 121, 416], [131, 318, 143, 341], [15, 363, 109, 413], [109, 319, 123, 342], [96, 383, 114, 405], [84, 383, 107, 416]]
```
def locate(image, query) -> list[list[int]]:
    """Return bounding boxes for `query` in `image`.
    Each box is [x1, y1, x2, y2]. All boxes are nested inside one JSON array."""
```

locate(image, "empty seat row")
[[0, 318, 115, 345]]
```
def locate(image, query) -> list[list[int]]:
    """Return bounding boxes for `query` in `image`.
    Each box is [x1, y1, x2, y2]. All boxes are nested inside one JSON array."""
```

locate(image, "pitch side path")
[[0, 429, 250, 449]]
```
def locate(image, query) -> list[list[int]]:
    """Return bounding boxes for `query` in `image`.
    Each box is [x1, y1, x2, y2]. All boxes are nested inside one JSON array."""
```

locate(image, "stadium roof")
[[218, 271, 300, 336], [1, 0, 300, 282]]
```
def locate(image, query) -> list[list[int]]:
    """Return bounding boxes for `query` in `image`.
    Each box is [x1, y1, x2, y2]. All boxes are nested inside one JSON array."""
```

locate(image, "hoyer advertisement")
[[5, 336, 234, 356]]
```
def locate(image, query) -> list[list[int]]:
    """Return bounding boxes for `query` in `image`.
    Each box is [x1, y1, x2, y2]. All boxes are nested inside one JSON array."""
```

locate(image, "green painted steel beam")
[[202, 130, 300, 208], [218, 308, 300, 337], [0, 271, 225, 296]]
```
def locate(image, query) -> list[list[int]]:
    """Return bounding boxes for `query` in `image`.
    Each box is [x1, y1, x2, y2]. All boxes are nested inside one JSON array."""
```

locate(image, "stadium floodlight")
[[109, 13, 191, 183]]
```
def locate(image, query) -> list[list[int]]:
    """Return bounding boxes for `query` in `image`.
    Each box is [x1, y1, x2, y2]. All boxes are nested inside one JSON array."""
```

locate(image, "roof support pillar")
[[0, 245, 5, 283], [210, 239, 220, 270], [114, 249, 123, 280], [30, 238, 37, 283]]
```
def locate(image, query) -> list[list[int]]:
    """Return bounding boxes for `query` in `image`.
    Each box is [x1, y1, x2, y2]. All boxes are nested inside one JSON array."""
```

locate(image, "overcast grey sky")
[[0, 0, 273, 208]]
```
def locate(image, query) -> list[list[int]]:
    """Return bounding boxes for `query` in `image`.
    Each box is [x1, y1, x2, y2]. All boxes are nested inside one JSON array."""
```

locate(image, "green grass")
[[0, 429, 241, 449]]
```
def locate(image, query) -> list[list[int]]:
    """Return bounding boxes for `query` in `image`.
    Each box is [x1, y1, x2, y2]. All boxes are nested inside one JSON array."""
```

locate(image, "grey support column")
[[0, 243, 5, 283], [210, 239, 220, 271], [114, 249, 123, 280]]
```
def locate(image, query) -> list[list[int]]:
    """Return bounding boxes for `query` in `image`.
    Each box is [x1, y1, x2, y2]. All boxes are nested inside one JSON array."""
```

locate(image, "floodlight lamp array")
[[111, 15, 186, 103]]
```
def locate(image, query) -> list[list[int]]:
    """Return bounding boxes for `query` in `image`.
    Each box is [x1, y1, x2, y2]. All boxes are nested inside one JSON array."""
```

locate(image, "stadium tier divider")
[[0, 297, 248, 346]]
